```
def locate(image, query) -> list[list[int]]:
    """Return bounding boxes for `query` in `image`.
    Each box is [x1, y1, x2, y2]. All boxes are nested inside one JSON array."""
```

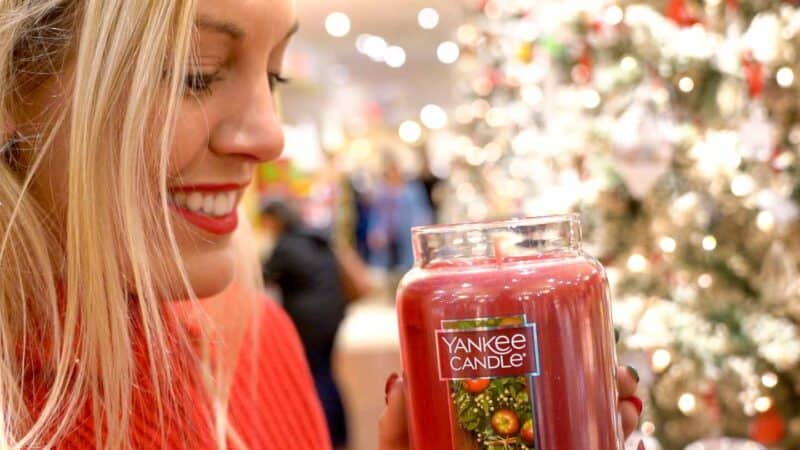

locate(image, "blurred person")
[[0, 0, 643, 449], [261, 200, 349, 449], [367, 158, 434, 274]]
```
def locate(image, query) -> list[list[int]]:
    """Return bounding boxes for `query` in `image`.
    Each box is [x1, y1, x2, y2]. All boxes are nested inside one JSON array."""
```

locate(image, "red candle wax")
[[397, 216, 622, 450]]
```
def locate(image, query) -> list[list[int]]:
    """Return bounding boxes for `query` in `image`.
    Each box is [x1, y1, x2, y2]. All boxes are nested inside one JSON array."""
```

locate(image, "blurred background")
[[250, 0, 800, 449]]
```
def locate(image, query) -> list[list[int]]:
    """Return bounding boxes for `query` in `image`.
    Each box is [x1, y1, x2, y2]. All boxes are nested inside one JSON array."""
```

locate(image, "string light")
[[437, 41, 461, 64], [420, 104, 448, 130], [679, 76, 695, 92], [360, 35, 388, 61], [757, 211, 775, 232], [754, 396, 773, 413], [398, 120, 422, 144], [641, 421, 656, 436], [457, 24, 480, 46], [731, 174, 756, 197], [325, 12, 351, 38], [582, 89, 602, 109], [627, 253, 648, 272], [418, 8, 440, 30], [659, 237, 677, 253], [777, 67, 795, 87], [605, 6, 624, 25], [385, 46, 407, 68], [762, 372, 779, 388], [698, 273, 713, 288], [702, 235, 717, 251], [652, 349, 672, 372], [678, 393, 697, 414], [620, 56, 638, 72]]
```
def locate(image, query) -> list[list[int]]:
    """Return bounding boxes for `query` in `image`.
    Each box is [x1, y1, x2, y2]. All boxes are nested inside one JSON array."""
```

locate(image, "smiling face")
[[18, 0, 298, 299], [166, 0, 297, 296]]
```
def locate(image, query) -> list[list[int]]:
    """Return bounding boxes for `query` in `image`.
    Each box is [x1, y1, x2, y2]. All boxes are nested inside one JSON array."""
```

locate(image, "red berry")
[[520, 419, 535, 445], [491, 409, 520, 437], [462, 378, 491, 394]]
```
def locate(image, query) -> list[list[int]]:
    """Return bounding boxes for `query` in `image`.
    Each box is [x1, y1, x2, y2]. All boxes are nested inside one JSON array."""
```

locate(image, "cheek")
[[167, 107, 213, 176]]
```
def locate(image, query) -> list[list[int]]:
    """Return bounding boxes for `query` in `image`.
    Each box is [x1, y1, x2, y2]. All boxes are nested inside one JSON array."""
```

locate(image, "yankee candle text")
[[442, 333, 528, 371]]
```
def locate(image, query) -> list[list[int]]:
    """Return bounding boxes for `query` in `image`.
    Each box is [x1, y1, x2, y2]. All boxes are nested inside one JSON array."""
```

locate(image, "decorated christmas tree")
[[434, 0, 800, 448]]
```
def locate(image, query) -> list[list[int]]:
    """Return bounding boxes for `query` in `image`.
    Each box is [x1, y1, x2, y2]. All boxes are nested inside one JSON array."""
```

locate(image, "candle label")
[[436, 315, 540, 380], [437, 315, 541, 449]]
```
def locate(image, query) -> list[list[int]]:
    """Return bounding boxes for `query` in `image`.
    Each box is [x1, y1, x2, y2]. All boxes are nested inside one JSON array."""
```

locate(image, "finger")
[[619, 399, 640, 439], [379, 375, 409, 450], [617, 365, 639, 398]]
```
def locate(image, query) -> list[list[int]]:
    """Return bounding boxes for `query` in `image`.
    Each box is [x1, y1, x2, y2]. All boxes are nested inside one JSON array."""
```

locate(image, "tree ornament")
[[759, 241, 800, 305], [741, 52, 765, 98], [749, 409, 786, 446], [610, 85, 674, 199], [515, 40, 534, 64], [738, 102, 775, 162], [665, 0, 700, 28]]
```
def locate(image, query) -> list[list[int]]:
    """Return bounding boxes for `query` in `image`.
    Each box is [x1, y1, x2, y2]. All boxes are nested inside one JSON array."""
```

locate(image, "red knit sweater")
[[34, 293, 332, 449]]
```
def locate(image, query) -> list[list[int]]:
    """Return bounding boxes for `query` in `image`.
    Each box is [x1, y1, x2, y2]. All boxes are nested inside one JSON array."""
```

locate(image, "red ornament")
[[750, 409, 786, 446], [665, 0, 700, 27], [571, 44, 593, 85], [742, 52, 765, 98], [487, 69, 504, 87]]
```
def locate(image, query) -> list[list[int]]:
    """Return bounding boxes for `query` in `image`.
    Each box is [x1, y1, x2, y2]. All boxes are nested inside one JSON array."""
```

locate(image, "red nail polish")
[[621, 395, 643, 416], [384, 372, 399, 404]]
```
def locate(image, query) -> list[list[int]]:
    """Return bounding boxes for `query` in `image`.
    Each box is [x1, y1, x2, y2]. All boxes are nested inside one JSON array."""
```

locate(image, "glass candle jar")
[[397, 215, 623, 450]]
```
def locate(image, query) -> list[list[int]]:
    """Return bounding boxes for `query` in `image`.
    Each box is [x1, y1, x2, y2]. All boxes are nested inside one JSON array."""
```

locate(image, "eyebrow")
[[196, 16, 300, 41]]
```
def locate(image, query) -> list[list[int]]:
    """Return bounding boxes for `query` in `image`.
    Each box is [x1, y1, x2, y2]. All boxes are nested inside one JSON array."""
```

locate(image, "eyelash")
[[269, 72, 290, 91], [185, 71, 222, 94], [184, 71, 290, 94]]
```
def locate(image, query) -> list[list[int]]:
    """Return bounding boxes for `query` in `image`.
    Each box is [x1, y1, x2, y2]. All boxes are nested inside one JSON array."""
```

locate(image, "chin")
[[184, 244, 236, 299]]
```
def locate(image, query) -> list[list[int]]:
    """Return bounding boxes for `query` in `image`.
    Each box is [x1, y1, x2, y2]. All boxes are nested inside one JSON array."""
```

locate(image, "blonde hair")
[[0, 1, 237, 448]]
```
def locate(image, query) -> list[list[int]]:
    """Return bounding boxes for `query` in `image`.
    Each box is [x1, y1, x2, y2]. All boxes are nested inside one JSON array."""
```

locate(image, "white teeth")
[[172, 190, 238, 217], [227, 192, 236, 212], [187, 192, 203, 212], [202, 195, 215, 215], [174, 192, 187, 207], [214, 193, 228, 216]]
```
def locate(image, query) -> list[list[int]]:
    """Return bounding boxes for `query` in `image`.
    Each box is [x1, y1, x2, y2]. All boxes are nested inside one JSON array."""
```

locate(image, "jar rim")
[[411, 213, 581, 237]]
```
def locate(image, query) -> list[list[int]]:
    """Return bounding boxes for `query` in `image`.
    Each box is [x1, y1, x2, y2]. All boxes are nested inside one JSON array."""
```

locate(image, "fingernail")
[[384, 372, 399, 405], [615, 328, 620, 343], [626, 365, 640, 383], [621, 395, 644, 416], [637, 439, 646, 450]]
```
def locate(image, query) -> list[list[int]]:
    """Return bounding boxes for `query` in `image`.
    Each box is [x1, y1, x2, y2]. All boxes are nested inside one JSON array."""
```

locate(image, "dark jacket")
[[262, 229, 347, 369]]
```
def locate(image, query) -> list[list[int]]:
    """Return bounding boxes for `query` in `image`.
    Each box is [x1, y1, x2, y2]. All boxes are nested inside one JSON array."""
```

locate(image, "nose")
[[210, 78, 284, 163]]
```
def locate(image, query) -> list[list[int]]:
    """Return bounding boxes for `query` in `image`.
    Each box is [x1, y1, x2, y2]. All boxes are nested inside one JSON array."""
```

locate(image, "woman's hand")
[[379, 366, 644, 450], [378, 373, 408, 450]]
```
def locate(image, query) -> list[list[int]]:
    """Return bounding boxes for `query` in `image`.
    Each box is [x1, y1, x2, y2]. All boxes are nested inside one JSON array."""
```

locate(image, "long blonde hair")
[[0, 1, 235, 448]]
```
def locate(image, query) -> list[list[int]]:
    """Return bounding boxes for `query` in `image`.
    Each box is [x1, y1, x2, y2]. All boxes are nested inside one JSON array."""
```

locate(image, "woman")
[[0, 0, 642, 449], [261, 200, 349, 448]]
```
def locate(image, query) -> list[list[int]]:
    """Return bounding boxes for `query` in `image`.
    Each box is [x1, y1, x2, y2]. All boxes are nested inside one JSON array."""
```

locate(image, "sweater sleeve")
[[227, 294, 333, 450]]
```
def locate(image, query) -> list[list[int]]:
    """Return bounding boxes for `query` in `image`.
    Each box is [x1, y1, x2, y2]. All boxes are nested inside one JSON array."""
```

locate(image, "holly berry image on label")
[[439, 316, 540, 450]]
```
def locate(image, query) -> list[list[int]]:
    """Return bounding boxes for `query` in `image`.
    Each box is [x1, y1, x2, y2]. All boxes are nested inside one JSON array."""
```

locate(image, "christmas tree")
[[433, 0, 800, 447]]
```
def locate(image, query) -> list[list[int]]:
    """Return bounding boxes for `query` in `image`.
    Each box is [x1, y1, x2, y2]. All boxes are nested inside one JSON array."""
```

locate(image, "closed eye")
[[268, 72, 290, 91]]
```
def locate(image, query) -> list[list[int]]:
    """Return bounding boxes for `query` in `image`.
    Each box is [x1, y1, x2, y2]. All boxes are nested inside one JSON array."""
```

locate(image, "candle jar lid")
[[411, 214, 583, 269]]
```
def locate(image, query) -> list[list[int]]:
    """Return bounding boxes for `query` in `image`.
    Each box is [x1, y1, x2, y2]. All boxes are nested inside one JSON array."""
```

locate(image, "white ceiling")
[[283, 0, 467, 125]]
